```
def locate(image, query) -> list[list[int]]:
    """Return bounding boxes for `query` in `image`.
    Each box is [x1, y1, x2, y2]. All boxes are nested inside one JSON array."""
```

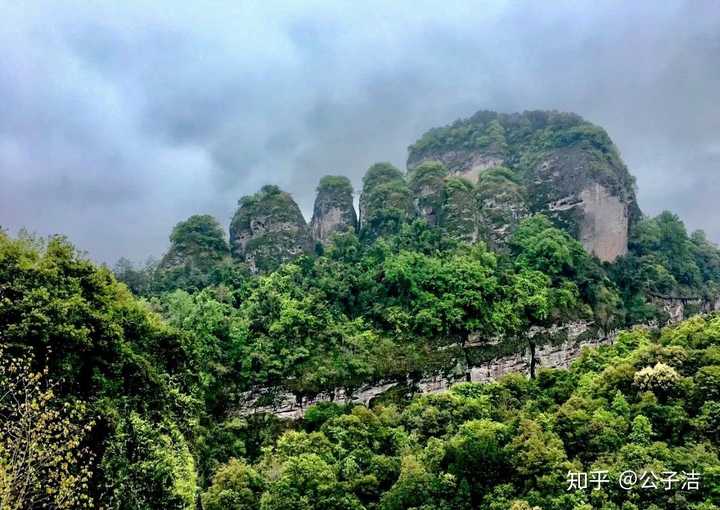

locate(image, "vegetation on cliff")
[[311, 175, 358, 245], [5, 224, 720, 508], [3, 110, 720, 509], [202, 316, 720, 509], [360, 163, 414, 240], [229, 185, 313, 273], [408, 111, 641, 256]]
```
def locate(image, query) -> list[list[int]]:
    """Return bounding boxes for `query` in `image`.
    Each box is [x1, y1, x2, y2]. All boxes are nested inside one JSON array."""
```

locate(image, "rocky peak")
[[441, 177, 479, 242], [159, 214, 229, 270], [310, 175, 358, 245], [359, 162, 413, 239], [408, 110, 640, 261], [407, 161, 449, 227], [229, 185, 313, 273]]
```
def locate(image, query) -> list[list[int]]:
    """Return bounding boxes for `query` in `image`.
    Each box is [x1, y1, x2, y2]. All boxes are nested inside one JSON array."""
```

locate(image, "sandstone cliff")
[[359, 162, 414, 239], [229, 185, 313, 273], [407, 161, 448, 227], [159, 214, 229, 270], [310, 175, 357, 244], [408, 110, 641, 261]]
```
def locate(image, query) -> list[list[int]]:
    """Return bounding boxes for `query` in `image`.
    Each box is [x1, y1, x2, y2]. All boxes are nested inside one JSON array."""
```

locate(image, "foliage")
[[360, 163, 414, 240], [202, 316, 720, 509], [201, 458, 265, 510], [0, 232, 198, 507], [4, 138, 720, 510], [0, 346, 95, 509]]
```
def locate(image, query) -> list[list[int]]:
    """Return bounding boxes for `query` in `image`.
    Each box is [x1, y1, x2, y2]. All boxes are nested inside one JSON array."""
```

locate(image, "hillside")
[[2, 110, 720, 509]]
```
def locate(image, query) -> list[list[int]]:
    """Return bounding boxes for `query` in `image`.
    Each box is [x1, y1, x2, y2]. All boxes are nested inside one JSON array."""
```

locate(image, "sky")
[[1, 1, 719, 263]]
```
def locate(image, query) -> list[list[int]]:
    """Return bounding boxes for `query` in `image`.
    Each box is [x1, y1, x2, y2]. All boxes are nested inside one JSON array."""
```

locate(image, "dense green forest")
[[2, 111, 720, 508], [2, 208, 720, 508]]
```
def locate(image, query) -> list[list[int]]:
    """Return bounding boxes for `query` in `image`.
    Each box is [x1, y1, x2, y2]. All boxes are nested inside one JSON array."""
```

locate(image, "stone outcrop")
[[526, 147, 635, 262], [408, 161, 449, 227], [236, 320, 617, 420], [359, 162, 413, 239], [408, 116, 507, 181], [310, 176, 357, 244], [649, 293, 719, 324], [408, 151, 504, 184], [442, 177, 479, 242], [229, 185, 313, 273], [577, 183, 629, 261], [407, 110, 641, 262], [159, 214, 229, 270]]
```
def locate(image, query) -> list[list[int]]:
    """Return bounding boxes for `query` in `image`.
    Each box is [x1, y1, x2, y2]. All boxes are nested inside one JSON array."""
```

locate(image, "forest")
[[2, 112, 720, 509]]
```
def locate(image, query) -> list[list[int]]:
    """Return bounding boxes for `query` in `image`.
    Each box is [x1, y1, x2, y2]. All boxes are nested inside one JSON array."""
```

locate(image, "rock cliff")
[[408, 110, 641, 261], [407, 161, 449, 227], [310, 175, 358, 244], [442, 177, 479, 242], [359, 162, 414, 239], [159, 214, 229, 270], [229, 185, 313, 273]]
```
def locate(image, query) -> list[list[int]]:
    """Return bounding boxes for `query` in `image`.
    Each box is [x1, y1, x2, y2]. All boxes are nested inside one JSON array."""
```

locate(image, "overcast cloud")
[[1, 1, 719, 263]]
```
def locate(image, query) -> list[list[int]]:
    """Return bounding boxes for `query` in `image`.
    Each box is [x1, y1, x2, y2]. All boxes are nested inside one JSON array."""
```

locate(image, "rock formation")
[[441, 177, 478, 242], [359, 162, 413, 239], [407, 161, 448, 227], [408, 110, 641, 261], [229, 185, 313, 273], [159, 214, 229, 270], [236, 320, 616, 419], [310, 175, 357, 244], [475, 167, 528, 248], [408, 161, 448, 226]]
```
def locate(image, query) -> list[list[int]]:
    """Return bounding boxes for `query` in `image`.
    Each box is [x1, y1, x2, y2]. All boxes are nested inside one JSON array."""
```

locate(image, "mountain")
[[229, 185, 314, 273], [6, 109, 719, 509], [310, 176, 358, 246], [407, 110, 641, 261]]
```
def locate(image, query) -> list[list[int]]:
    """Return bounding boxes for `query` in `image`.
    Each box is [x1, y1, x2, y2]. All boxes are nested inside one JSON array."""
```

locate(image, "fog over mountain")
[[1, 1, 718, 262]]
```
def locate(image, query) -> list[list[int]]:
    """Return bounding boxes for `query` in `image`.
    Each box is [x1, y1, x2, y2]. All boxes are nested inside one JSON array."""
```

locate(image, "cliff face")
[[475, 167, 528, 248], [526, 145, 635, 262], [159, 214, 229, 270], [442, 177, 479, 242], [408, 110, 640, 261], [407, 161, 448, 227], [359, 162, 414, 239], [311, 175, 358, 244], [229, 185, 313, 273]]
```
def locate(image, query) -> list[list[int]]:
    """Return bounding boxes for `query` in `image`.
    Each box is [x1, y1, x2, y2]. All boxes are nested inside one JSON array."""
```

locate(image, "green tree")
[[202, 459, 265, 510]]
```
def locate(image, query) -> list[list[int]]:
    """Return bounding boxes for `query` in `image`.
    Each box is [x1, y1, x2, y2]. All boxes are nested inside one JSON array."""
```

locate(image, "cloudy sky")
[[1, 1, 719, 263]]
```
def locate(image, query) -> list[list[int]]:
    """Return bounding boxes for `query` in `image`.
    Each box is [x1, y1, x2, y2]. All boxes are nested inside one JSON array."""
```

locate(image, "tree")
[[113, 256, 156, 295], [506, 216, 602, 376], [202, 459, 265, 510], [447, 419, 509, 505], [154, 214, 236, 292], [380, 245, 503, 380], [101, 412, 198, 510], [0, 346, 95, 509], [259, 454, 363, 510]]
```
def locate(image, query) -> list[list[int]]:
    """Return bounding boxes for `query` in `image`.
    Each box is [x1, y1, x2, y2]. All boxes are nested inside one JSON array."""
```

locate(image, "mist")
[[1, 0, 718, 263]]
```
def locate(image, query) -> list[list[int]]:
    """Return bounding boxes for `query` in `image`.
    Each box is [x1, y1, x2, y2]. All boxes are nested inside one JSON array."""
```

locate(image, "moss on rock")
[[310, 175, 358, 245], [359, 163, 414, 240], [407, 110, 641, 261], [229, 185, 312, 273], [408, 161, 449, 227]]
